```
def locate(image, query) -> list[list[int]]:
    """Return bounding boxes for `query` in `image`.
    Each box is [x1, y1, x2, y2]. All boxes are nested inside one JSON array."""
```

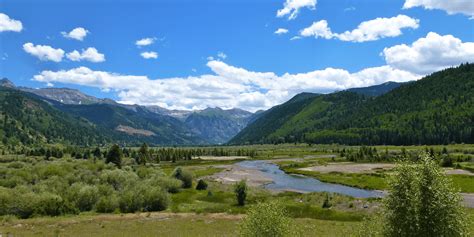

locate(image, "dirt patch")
[[299, 162, 395, 174], [208, 164, 272, 187], [461, 193, 474, 208], [444, 168, 474, 176], [197, 156, 249, 161], [115, 125, 155, 136]]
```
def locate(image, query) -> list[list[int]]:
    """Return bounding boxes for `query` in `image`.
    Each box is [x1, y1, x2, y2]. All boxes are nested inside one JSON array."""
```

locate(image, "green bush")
[[196, 179, 208, 190], [239, 202, 296, 237], [67, 183, 100, 211], [382, 154, 468, 237], [142, 187, 170, 212], [147, 175, 182, 193], [234, 180, 247, 206], [34, 192, 69, 216], [172, 167, 193, 189], [96, 194, 119, 213]]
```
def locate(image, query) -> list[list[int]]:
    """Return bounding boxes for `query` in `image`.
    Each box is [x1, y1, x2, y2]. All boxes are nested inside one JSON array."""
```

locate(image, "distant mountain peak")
[[0, 78, 15, 88]]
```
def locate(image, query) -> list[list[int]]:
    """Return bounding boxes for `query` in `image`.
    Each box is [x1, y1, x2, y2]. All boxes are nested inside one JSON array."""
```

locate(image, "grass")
[[282, 166, 388, 191], [451, 175, 474, 193], [0, 212, 361, 237]]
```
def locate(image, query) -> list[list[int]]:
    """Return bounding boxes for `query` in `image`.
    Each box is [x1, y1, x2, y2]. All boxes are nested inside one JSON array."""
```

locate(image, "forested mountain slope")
[[230, 64, 474, 145], [0, 87, 109, 146]]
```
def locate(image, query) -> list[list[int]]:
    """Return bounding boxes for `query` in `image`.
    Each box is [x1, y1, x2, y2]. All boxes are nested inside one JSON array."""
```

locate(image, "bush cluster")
[[0, 158, 180, 218]]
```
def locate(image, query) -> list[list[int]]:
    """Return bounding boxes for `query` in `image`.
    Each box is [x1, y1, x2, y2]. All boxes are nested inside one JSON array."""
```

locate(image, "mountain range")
[[230, 63, 474, 145], [0, 78, 256, 145], [4, 63, 466, 148]]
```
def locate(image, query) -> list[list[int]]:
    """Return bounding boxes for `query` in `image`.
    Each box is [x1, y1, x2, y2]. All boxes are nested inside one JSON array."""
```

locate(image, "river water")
[[237, 160, 384, 198]]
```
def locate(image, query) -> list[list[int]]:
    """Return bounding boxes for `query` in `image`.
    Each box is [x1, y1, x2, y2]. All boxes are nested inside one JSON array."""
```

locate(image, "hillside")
[[0, 79, 255, 145], [184, 108, 253, 144], [230, 64, 474, 145], [0, 87, 109, 146], [56, 103, 203, 145]]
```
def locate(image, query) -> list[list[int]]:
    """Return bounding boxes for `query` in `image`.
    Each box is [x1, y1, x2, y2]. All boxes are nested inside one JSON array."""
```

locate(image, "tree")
[[93, 147, 102, 159], [239, 201, 295, 237], [106, 144, 122, 168], [234, 180, 247, 206], [196, 179, 208, 190], [137, 143, 149, 165], [382, 154, 468, 237]]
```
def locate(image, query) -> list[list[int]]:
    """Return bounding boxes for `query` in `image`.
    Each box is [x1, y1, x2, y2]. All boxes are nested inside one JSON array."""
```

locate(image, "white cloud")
[[61, 27, 89, 41], [136, 37, 156, 47], [33, 61, 420, 112], [66, 47, 105, 62], [383, 32, 474, 74], [277, 0, 317, 20], [403, 0, 474, 18], [300, 20, 333, 39], [300, 15, 419, 42], [23, 43, 64, 62], [0, 13, 22, 32], [274, 28, 289, 35], [217, 52, 227, 59], [140, 51, 158, 59]]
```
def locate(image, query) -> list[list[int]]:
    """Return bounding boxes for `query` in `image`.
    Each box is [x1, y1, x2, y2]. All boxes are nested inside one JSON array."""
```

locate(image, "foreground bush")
[[239, 202, 296, 237], [381, 154, 468, 236]]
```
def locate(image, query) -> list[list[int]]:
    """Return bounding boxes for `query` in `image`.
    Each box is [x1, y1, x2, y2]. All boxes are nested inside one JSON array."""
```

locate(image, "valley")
[[1, 64, 473, 236]]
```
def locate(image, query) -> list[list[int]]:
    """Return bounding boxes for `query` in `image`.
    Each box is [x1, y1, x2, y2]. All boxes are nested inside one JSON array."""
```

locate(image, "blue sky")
[[0, 0, 473, 111]]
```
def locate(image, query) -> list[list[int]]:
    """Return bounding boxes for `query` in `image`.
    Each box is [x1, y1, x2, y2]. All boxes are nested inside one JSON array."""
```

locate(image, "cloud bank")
[[300, 15, 419, 42]]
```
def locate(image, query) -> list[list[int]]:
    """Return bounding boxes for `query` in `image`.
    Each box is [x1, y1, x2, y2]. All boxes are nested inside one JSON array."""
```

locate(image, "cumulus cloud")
[[0, 13, 22, 32], [277, 0, 317, 20], [403, 0, 474, 18], [66, 47, 105, 62], [61, 27, 89, 41], [140, 51, 158, 59], [32, 60, 420, 112], [382, 32, 474, 74], [274, 28, 289, 35], [136, 37, 156, 47], [23, 43, 64, 62], [300, 15, 419, 42]]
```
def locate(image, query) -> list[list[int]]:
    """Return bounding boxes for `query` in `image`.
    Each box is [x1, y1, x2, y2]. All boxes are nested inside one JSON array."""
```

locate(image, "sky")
[[0, 0, 473, 112]]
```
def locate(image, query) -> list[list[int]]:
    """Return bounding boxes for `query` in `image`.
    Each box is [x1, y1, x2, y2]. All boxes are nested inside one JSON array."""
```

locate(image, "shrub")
[[142, 187, 170, 212], [67, 183, 100, 211], [234, 180, 247, 206], [99, 169, 138, 191], [382, 154, 468, 237], [119, 188, 144, 213], [96, 194, 119, 213], [322, 193, 332, 208], [239, 202, 296, 237], [147, 175, 182, 193], [172, 167, 193, 189], [440, 155, 453, 167], [196, 179, 208, 190], [34, 192, 69, 216]]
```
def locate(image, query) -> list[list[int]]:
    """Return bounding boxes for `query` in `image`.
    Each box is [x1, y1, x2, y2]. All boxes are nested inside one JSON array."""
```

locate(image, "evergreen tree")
[[106, 144, 122, 168]]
